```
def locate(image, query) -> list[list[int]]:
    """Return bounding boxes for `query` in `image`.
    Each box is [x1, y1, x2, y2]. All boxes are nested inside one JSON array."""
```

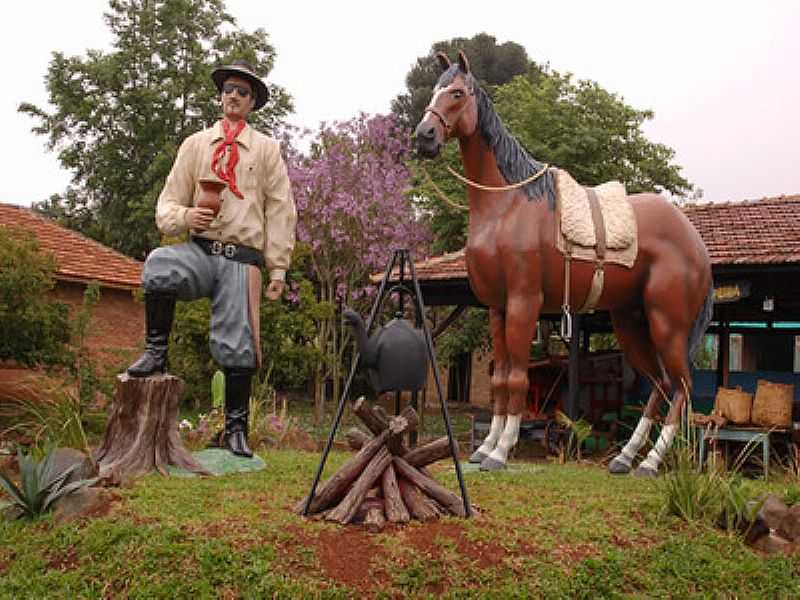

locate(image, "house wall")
[[51, 280, 143, 360], [422, 351, 493, 408], [422, 361, 448, 407], [0, 281, 143, 404], [469, 352, 492, 408]]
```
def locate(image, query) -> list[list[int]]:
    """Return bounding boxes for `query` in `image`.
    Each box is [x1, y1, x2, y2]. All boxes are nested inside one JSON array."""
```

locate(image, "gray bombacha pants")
[[142, 242, 258, 370]]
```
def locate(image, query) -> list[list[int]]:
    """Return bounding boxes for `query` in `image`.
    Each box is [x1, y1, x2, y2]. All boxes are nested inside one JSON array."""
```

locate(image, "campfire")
[[296, 397, 469, 531]]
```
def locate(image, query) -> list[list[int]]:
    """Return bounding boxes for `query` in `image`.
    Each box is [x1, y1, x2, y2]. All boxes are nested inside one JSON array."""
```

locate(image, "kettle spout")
[[343, 308, 376, 366]]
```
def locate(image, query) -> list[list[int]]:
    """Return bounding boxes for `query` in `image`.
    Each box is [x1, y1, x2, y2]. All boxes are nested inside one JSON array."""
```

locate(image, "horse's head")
[[414, 50, 478, 158]]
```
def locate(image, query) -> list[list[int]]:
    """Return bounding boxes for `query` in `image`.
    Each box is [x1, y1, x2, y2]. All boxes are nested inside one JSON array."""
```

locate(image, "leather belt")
[[191, 236, 264, 267]]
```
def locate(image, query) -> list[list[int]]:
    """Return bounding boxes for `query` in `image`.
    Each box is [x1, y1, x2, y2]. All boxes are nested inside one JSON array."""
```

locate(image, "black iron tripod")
[[302, 248, 471, 517]]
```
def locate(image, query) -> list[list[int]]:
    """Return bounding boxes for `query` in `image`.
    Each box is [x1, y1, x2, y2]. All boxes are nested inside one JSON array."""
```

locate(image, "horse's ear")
[[435, 51, 452, 71], [457, 50, 471, 74]]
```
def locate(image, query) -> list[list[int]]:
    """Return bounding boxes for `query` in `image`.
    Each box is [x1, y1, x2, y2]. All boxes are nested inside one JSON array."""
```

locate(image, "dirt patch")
[[273, 524, 319, 578], [402, 521, 507, 569], [46, 548, 80, 571], [312, 526, 391, 595]]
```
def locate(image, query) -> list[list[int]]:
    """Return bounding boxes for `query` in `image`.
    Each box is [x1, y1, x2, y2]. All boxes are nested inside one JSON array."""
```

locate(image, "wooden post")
[[344, 427, 372, 451], [717, 322, 730, 389], [326, 448, 393, 524], [397, 477, 439, 521], [352, 396, 389, 436], [393, 457, 467, 517], [381, 463, 410, 523], [295, 428, 391, 514], [410, 391, 419, 447], [567, 314, 582, 420], [403, 437, 451, 468]]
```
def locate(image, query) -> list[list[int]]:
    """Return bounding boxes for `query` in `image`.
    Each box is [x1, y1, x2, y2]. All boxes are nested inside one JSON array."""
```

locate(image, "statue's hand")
[[265, 280, 285, 301], [185, 207, 215, 231]]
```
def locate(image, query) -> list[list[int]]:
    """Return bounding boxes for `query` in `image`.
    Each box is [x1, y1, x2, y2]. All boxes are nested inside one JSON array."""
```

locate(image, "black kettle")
[[343, 308, 429, 393]]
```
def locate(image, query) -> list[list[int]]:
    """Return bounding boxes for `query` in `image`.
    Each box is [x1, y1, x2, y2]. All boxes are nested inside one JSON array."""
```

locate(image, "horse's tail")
[[688, 281, 715, 361]]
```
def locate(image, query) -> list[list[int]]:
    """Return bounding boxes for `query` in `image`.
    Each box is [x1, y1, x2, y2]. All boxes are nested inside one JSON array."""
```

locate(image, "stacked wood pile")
[[296, 397, 468, 531]]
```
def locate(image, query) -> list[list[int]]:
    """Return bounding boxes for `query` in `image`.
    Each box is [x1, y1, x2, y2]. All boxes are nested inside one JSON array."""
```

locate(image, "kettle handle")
[[378, 283, 424, 326]]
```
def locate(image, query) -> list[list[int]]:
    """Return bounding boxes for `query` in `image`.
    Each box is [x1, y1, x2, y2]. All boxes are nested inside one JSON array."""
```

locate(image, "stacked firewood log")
[[296, 397, 468, 531]]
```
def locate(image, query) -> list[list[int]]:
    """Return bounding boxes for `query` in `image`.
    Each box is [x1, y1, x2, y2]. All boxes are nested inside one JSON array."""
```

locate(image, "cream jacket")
[[156, 121, 297, 282]]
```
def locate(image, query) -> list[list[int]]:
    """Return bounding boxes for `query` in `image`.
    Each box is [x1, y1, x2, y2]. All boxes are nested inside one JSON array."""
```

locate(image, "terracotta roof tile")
[[408, 194, 800, 280], [682, 194, 800, 265], [0, 203, 142, 289]]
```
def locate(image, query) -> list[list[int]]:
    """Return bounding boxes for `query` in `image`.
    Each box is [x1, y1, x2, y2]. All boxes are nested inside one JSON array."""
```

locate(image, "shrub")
[[658, 433, 763, 534], [0, 226, 70, 366]]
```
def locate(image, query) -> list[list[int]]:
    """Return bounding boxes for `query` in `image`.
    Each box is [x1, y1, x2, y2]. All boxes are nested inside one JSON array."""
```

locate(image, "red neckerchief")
[[210, 119, 246, 199]]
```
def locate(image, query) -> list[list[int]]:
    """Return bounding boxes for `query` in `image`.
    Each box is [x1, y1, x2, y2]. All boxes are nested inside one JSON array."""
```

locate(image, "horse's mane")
[[438, 66, 556, 208]]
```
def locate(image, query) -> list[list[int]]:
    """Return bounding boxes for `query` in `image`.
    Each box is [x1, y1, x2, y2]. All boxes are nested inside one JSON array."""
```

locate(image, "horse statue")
[[414, 51, 713, 474]]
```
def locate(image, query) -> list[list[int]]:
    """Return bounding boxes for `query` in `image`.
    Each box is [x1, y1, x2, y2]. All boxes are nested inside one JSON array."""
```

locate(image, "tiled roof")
[[682, 194, 800, 265], [407, 194, 800, 280], [0, 203, 142, 289], [409, 249, 468, 282]]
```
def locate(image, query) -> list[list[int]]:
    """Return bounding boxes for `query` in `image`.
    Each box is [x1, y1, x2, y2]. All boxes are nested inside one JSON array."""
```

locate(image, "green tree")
[[494, 71, 691, 194], [20, 0, 292, 260], [0, 227, 70, 366], [391, 32, 531, 130], [394, 33, 535, 255]]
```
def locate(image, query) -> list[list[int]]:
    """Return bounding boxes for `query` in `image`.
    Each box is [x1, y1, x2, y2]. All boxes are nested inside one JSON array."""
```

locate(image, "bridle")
[[423, 106, 452, 132], [422, 80, 475, 134], [421, 79, 552, 194]]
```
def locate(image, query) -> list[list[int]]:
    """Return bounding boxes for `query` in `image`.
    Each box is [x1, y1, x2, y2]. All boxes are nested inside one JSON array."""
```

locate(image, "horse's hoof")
[[479, 457, 507, 471], [634, 464, 659, 478], [469, 450, 488, 464], [608, 455, 632, 475]]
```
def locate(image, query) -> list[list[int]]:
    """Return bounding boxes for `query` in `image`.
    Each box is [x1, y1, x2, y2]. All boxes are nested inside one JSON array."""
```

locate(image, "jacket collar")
[[210, 119, 252, 149]]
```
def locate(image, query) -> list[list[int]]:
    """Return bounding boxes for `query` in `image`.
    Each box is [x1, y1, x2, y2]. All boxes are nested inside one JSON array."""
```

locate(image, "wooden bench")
[[696, 425, 791, 480]]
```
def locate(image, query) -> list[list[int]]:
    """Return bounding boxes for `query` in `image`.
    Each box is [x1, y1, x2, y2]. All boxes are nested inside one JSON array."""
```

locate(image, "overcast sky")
[[2, 0, 798, 208]]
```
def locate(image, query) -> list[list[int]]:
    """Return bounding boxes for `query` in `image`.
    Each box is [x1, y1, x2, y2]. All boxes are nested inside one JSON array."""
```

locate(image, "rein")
[[420, 166, 470, 212], [421, 162, 553, 213], [446, 163, 551, 192]]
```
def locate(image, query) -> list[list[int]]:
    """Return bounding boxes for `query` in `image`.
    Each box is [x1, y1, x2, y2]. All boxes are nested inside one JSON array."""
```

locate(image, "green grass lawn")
[[1, 448, 798, 599]]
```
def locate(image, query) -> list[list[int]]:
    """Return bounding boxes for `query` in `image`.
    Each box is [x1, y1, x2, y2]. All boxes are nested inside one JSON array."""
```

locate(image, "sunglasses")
[[222, 83, 252, 97]]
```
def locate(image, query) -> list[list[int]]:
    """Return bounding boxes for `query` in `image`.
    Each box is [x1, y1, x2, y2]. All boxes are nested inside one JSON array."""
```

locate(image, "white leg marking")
[[615, 416, 654, 469], [639, 424, 677, 472], [487, 414, 521, 464], [475, 414, 506, 455]]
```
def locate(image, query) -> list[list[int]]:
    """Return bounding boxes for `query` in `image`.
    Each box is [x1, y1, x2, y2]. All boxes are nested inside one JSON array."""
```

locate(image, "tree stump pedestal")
[[95, 373, 210, 479]]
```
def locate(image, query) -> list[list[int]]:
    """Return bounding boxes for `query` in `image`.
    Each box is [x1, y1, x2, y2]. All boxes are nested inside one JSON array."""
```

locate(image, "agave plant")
[[0, 448, 98, 519]]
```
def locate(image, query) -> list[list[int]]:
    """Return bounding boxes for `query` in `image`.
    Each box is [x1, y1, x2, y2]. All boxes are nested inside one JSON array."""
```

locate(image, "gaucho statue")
[[127, 60, 297, 458]]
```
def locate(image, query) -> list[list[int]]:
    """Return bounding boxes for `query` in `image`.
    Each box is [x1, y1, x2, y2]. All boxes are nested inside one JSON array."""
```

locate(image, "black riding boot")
[[223, 368, 254, 458], [126, 292, 177, 377]]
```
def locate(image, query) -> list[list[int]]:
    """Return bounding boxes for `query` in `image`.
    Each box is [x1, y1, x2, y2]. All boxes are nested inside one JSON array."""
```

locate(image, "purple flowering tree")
[[287, 113, 430, 420]]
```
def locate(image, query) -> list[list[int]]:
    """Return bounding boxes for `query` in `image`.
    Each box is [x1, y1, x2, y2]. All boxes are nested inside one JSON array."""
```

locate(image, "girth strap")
[[580, 188, 606, 313], [561, 187, 609, 336]]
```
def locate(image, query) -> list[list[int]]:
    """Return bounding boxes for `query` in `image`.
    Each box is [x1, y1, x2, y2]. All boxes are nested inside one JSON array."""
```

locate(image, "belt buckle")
[[210, 241, 223, 255], [223, 243, 237, 259]]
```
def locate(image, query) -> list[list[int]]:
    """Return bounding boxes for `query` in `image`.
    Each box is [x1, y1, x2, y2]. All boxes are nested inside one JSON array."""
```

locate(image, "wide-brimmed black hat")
[[211, 60, 269, 111]]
